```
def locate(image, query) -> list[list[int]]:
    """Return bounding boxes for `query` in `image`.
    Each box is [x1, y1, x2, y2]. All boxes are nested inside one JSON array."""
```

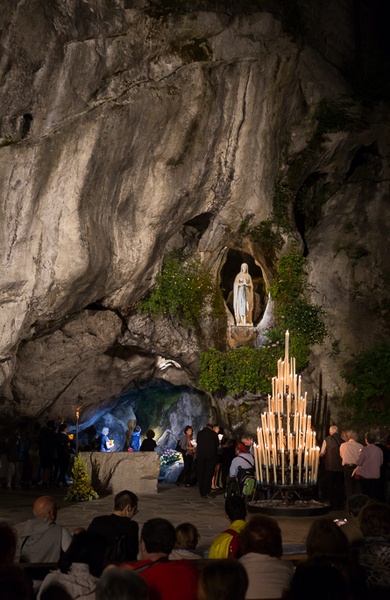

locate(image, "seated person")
[[0, 521, 17, 564], [37, 531, 105, 599], [121, 517, 198, 600], [170, 522, 203, 560], [229, 443, 255, 478], [198, 558, 248, 600], [303, 517, 367, 600], [19, 496, 73, 563], [88, 490, 139, 563], [353, 501, 390, 596], [238, 514, 293, 599], [208, 496, 247, 559], [96, 566, 148, 600], [341, 493, 370, 545]]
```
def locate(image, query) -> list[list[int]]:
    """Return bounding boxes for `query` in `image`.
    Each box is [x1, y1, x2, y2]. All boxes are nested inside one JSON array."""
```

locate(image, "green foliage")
[[272, 180, 294, 231], [0, 135, 15, 148], [342, 343, 390, 424], [269, 249, 327, 366], [199, 345, 281, 395], [314, 99, 363, 137], [138, 253, 224, 328], [65, 453, 99, 502], [249, 220, 284, 264], [199, 249, 326, 395]]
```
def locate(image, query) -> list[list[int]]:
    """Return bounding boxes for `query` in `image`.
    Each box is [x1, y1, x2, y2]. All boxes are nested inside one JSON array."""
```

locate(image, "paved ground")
[[0, 483, 344, 558]]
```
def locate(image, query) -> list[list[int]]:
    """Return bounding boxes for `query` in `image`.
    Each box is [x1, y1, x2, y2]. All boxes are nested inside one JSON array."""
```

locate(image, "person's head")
[[198, 559, 248, 600], [96, 566, 149, 600], [340, 430, 348, 442], [359, 501, 390, 537], [236, 442, 248, 455], [33, 496, 58, 521], [58, 531, 105, 576], [141, 518, 176, 556], [102, 427, 109, 436], [365, 431, 376, 445], [225, 495, 247, 522], [0, 522, 17, 564], [239, 515, 283, 558], [305, 518, 349, 559], [0, 565, 33, 600], [329, 425, 338, 435], [174, 523, 200, 550], [184, 426, 193, 435], [241, 436, 253, 447], [346, 430, 358, 442], [292, 562, 348, 600], [58, 423, 68, 434], [145, 430, 155, 439], [213, 424, 220, 433], [345, 494, 370, 517], [114, 490, 138, 517]]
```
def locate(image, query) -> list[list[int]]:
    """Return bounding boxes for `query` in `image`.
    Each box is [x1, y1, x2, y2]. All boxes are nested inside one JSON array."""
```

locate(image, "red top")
[[121, 559, 199, 600]]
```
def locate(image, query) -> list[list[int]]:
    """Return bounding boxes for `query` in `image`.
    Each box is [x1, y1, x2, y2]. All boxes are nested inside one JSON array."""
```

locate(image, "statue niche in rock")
[[233, 263, 254, 326]]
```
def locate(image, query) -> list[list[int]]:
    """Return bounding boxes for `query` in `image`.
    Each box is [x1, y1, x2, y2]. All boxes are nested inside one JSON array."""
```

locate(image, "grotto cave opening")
[[68, 378, 212, 455], [220, 249, 266, 326]]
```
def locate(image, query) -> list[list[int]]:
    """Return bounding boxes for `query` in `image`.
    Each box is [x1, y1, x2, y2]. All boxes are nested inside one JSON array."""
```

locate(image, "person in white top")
[[339, 430, 364, 499], [239, 514, 293, 599]]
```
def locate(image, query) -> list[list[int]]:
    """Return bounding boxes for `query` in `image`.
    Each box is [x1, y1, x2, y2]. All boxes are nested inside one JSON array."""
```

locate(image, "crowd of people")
[[0, 488, 389, 600]]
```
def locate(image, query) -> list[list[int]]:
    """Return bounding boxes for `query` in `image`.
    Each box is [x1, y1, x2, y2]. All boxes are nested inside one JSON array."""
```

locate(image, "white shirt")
[[339, 439, 363, 465]]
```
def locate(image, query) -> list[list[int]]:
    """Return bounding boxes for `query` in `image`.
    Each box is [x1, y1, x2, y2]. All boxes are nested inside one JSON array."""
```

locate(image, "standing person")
[[177, 426, 196, 487], [6, 427, 24, 489], [38, 420, 57, 488], [339, 430, 364, 499], [353, 432, 384, 501], [56, 423, 71, 487], [320, 425, 345, 510], [100, 427, 114, 452], [196, 423, 219, 498], [140, 429, 157, 452]]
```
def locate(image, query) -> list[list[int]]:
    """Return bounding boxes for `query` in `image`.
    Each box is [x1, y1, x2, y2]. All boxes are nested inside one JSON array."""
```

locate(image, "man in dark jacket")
[[320, 425, 345, 510], [88, 489, 139, 562], [196, 423, 219, 498]]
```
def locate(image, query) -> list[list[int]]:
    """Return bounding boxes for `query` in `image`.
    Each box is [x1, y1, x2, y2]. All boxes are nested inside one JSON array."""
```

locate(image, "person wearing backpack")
[[208, 496, 247, 559], [229, 443, 255, 479], [87, 490, 139, 564]]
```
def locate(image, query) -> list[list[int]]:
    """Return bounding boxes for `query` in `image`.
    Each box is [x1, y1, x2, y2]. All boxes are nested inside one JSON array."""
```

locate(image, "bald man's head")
[[33, 496, 57, 521]]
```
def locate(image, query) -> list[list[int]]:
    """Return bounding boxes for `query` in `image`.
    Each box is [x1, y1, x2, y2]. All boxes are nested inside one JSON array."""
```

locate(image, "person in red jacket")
[[121, 518, 198, 600]]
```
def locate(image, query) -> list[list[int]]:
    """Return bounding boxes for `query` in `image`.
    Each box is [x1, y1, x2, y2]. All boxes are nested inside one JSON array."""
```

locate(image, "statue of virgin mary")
[[233, 263, 254, 326]]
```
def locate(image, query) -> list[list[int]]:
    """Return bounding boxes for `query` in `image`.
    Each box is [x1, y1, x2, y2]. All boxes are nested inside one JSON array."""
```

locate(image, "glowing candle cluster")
[[254, 330, 320, 486]]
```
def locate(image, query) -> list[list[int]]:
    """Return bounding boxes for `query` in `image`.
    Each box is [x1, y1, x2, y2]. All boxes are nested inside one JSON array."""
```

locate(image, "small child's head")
[[175, 522, 200, 550], [146, 429, 155, 439]]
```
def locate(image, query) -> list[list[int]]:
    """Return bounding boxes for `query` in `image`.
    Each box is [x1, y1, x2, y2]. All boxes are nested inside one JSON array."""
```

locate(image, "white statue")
[[233, 263, 254, 326]]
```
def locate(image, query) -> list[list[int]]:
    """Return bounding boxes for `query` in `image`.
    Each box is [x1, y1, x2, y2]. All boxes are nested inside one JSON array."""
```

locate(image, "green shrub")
[[341, 343, 390, 424], [199, 345, 280, 395], [138, 253, 224, 329]]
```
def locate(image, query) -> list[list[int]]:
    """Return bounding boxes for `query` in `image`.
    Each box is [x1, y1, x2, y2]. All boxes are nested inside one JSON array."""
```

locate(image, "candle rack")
[[250, 331, 327, 516]]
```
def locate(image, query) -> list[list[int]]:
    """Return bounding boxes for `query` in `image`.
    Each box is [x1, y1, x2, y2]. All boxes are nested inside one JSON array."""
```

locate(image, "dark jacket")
[[323, 433, 344, 471], [196, 426, 219, 459]]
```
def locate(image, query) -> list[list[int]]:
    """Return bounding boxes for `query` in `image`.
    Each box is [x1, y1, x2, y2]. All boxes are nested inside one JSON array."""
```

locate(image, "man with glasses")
[[88, 489, 139, 563]]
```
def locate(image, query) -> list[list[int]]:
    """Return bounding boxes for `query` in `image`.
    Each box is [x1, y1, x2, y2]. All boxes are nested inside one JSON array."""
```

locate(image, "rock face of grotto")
[[0, 0, 389, 436]]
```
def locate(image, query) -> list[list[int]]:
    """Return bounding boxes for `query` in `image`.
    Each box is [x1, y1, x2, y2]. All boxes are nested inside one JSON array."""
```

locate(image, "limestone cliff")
[[0, 0, 389, 424]]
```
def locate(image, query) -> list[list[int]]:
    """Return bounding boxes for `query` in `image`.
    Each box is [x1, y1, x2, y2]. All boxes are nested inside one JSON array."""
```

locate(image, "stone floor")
[[0, 483, 345, 558]]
